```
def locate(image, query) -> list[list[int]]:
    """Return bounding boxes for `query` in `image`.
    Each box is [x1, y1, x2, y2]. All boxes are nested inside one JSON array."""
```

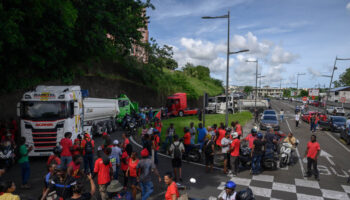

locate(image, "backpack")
[[173, 142, 182, 159], [85, 140, 93, 154]]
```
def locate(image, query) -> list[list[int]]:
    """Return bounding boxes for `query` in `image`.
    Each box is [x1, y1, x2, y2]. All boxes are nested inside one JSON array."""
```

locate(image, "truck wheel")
[[178, 111, 184, 117], [228, 110, 233, 114]]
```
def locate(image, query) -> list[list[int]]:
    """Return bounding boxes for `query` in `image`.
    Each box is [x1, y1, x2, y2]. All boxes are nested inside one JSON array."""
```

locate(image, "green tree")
[[299, 90, 308, 97], [283, 88, 291, 97], [334, 67, 350, 87], [244, 86, 253, 94]]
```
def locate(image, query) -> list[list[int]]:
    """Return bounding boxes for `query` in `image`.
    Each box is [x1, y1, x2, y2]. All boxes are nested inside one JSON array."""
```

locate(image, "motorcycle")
[[123, 114, 138, 136], [279, 139, 299, 168], [0, 142, 14, 169], [183, 144, 201, 163], [239, 144, 252, 170], [262, 143, 278, 170]]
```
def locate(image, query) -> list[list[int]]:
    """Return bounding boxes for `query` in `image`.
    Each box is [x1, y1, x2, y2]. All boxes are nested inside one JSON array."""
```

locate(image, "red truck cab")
[[166, 93, 198, 117]]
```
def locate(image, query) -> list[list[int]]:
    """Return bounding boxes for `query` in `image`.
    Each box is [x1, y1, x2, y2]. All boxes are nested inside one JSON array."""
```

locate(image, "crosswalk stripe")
[[252, 174, 274, 182], [342, 185, 350, 194], [297, 193, 324, 200], [250, 186, 272, 198], [321, 189, 350, 200], [272, 182, 297, 193], [229, 177, 251, 186], [295, 178, 320, 189]]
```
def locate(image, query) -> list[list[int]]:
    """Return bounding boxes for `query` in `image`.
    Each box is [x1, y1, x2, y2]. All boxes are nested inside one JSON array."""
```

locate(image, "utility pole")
[[246, 59, 258, 113]]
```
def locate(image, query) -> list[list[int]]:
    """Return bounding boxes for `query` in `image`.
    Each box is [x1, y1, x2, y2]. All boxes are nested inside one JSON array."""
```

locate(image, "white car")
[[326, 106, 345, 116]]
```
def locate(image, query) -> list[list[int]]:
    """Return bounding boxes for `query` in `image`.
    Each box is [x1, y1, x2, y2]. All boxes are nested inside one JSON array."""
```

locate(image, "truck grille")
[[26, 124, 58, 152]]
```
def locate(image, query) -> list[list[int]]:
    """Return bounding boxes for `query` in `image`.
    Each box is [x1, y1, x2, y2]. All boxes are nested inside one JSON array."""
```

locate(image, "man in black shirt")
[[41, 165, 77, 200], [251, 133, 264, 175], [264, 128, 277, 151]]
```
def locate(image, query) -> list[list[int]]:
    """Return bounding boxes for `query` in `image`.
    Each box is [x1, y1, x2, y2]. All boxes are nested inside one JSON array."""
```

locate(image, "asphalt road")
[[5, 99, 350, 200]]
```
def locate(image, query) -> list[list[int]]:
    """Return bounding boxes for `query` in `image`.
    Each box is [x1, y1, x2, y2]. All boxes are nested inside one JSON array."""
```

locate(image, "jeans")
[[162, 136, 173, 152], [306, 157, 319, 178], [61, 156, 72, 170], [310, 123, 316, 132], [20, 162, 30, 185], [296, 120, 299, 127], [84, 154, 94, 173], [198, 140, 205, 150], [140, 181, 154, 200], [230, 156, 239, 174], [280, 115, 284, 121], [154, 150, 158, 165], [114, 165, 120, 180], [252, 155, 262, 174]]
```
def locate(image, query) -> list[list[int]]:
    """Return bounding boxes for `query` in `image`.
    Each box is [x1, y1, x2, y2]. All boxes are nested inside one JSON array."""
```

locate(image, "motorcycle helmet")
[[231, 132, 239, 139], [257, 133, 263, 139], [225, 181, 236, 189], [251, 128, 257, 134]]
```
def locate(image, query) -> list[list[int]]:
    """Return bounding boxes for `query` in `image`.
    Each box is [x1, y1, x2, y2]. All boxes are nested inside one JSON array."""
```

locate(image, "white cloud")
[[256, 27, 292, 34], [347, 2, 350, 11], [307, 67, 321, 78], [172, 32, 297, 86]]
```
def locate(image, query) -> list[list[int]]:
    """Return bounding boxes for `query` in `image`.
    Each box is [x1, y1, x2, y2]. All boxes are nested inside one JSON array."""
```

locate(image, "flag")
[[154, 110, 161, 120]]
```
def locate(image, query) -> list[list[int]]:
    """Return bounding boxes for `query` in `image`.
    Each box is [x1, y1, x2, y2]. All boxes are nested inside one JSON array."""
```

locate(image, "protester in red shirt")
[[72, 136, 82, 156], [122, 133, 130, 150], [304, 135, 320, 181], [235, 121, 242, 136], [216, 124, 226, 147], [154, 118, 163, 133], [47, 147, 61, 167], [152, 131, 160, 165], [245, 129, 257, 149], [121, 151, 129, 188], [67, 155, 83, 179], [126, 152, 139, 200], [81, 133, 95, 174], [230, 132, 241, 176], [93, 150, 113, 200], [164, 172, 179, 200], [60, 132, 73, 170]]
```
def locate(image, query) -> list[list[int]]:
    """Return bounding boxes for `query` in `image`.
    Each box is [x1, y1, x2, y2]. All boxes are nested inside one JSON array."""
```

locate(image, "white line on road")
[[324, 131, 350, 153], [285, 119, 306, 178]]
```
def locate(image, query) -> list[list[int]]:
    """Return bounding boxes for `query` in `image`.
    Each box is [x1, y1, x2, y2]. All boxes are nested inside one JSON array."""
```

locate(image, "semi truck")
[[213, 94, 269, 114], [166, 93, 198, 117], [17, 85, 119, 156], [116, 94, 139, 123]]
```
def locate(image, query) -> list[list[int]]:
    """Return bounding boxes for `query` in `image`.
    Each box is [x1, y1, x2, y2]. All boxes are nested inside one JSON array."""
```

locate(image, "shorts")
[[223, 153, 229, 160], [205, 154, 214, 165], [172, 158, 182, 168], [129, 177, 138, 186]]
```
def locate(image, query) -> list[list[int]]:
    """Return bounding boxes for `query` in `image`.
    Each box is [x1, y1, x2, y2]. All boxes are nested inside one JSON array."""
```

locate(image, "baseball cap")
[[102, 132, 108, 136], [141, 148, 149, 157], [113, 140, 119, 145]]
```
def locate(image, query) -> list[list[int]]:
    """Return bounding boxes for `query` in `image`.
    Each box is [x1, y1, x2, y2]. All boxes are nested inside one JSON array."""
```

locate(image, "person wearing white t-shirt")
[[295, 112, 301, 127], [221, 132, 231, 174], [219, 181, 237, 200]]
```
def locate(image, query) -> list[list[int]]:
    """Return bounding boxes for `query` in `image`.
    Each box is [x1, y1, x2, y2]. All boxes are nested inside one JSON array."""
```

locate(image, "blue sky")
[[147, 0, 350, 89]]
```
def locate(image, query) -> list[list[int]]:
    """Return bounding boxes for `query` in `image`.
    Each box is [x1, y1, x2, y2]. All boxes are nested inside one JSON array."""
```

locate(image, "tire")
[[178, 111, 184, 117], [228, 110, 233, 114], [279, 157, 286, 168]]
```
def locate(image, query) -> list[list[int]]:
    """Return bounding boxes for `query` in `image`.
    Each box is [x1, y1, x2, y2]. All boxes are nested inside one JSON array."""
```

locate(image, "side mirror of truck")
[[16, 102, 21, 117], [74, 102, 79, 116]]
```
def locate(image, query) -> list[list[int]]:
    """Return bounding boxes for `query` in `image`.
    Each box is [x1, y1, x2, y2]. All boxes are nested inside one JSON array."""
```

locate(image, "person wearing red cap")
[[72, 135, 82, 156], [81, 133, 95, 174], [137, 148, 161, 200], [60, 132, 73, 170]]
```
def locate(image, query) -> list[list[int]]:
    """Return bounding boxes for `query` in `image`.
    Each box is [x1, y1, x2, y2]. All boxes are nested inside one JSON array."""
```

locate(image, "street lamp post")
[[246, 59, 258, 112], [323, 56, 350, 112], [202, 11, 249, 126], [296, 73, 305, 94]]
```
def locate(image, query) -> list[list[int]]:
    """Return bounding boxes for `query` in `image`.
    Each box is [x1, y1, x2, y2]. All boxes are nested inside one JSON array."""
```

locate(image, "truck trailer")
[[17, 85, 119, 156]]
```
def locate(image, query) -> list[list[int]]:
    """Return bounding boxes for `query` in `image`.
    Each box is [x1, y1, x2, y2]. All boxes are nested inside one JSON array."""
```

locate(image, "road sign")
[[302, 96, 307, 101], [340, 97, 346, 103]]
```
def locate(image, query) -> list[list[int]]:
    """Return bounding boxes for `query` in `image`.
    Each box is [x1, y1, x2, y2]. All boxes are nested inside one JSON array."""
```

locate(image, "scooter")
[[239, 144, 252, 170], [279, 140, 299, 168], [183, 144, 201, 163], [262, 144, 278, 170]]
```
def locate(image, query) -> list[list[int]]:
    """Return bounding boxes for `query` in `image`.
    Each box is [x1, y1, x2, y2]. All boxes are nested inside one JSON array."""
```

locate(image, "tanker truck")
[[17, 85, 119, 156]]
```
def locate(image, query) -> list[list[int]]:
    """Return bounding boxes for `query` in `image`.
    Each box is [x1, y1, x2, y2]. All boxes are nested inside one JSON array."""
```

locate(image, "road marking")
[[295, 178, 320, 189], [341, 185, 350, 194], [321, 189, 350, 200], [320, 150, 335, 166], [252, 174, 274, 182], [130, 136, 223, 170], [286, 119, 306, 178], [217, 182, 226, 190], [230, 177, 251, 186], [297, 193, 324, 200], [249, 186, 272, 198], [272, 182, 297, 193], [324, 131, 350, 153]]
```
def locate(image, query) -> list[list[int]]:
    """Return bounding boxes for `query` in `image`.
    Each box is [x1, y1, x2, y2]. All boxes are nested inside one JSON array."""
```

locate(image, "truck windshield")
[[21, 101, 72, 120]]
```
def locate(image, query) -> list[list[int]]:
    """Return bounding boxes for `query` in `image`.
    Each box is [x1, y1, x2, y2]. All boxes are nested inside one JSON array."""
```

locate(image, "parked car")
[[326, 106, 345, 116], [260, 114, 280, 131], [340, 127, 350, 145], [301, 111, 327, 123], [319, 116, 346, 132]]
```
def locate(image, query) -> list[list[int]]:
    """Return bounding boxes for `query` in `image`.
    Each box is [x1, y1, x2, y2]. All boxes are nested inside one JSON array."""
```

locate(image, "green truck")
[[116, 94, 139, 123]]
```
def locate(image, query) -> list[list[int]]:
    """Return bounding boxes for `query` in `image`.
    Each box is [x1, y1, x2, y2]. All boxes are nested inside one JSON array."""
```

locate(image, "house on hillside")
[[329, 86, 350, 103]]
